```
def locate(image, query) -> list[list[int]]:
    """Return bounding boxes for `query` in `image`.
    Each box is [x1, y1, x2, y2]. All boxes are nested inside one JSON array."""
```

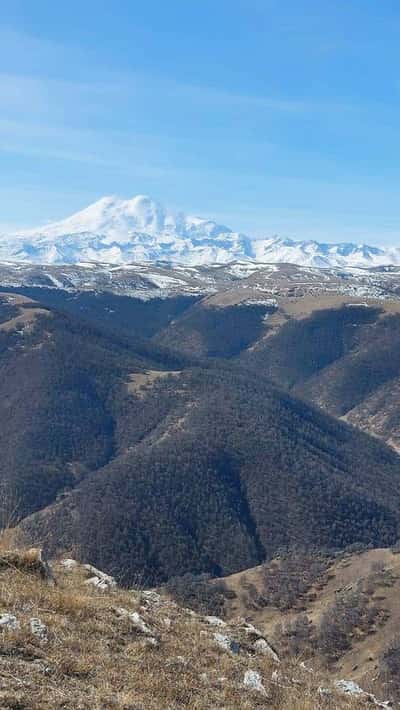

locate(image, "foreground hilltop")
[[0, 547, 389, 709]]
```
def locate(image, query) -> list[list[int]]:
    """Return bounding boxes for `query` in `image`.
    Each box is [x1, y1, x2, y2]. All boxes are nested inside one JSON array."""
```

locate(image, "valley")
[[2, 255, 400, 706]]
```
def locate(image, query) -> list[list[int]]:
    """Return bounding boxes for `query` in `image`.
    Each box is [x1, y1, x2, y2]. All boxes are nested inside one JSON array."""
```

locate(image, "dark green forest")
[[2, 292, 400, 585]]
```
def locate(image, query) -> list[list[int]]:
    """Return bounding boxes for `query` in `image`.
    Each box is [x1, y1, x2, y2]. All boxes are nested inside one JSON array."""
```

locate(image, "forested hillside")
[[3, 289, 400, 587], [244, 304, 400, 450], [21, 362, 400, 584], [0, 293, 187, 518], [154, 301, 273, 358]]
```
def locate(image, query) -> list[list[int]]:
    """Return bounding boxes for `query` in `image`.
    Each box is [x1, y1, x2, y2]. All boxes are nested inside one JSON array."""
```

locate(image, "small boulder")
[[334, 680, 391, 708], [29, 617, 47, 641], [318, 687, 332, 698], [243, 670, 267, 696], [130, 612, 154, 636], [0, 549, 54, 583], [0, 613, 19, 631], [204, 615, 227, 627], [213, 632, 240, 654], [85, 576, 112, 591], [253, 638, 280, 663], [144, 637, 159, 647], [60, 559, 78, 571], [83, 564, 116, 589], [141, 590, 161, 606], [116, 608, 155, 637], [241, 622, 264, 638]]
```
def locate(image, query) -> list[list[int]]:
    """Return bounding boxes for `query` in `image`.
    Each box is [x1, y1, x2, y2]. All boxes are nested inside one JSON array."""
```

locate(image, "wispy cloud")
[[0, 117, 179, 180], [1, 24, 400, 244]]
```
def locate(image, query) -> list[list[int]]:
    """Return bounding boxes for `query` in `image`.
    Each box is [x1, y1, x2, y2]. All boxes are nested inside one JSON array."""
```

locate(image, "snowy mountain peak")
[[252, 236, 400, 269], [0, 194, 251, 266], [21, 194, 170, 241], [1, 194, 399, 268]]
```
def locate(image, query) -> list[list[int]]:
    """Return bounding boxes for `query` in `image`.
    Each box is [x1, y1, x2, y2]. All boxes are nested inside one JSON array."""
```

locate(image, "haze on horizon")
[[1, 1, 400, 247]]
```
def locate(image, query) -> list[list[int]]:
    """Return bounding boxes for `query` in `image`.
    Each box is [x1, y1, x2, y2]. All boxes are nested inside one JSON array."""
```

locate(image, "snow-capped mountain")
[[1, 194, 399, 268], [0, 195, 253, 266], [252, 236, 400, 268]]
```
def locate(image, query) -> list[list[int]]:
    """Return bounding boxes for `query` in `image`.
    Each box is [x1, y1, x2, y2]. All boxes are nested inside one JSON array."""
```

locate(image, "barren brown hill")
[[218, 546, 400, 707]]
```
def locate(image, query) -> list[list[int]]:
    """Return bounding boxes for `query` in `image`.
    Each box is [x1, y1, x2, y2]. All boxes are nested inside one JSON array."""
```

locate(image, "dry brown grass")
[[0, 552, 372, 709], [127, 370, 182, 398]]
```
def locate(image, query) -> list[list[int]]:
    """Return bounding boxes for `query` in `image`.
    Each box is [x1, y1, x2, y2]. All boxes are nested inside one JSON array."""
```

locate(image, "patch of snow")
[[334, 680, 364, 696]]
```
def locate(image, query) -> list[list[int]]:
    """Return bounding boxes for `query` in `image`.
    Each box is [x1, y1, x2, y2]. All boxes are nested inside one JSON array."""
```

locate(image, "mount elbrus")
[[2, 193, 400, 267]]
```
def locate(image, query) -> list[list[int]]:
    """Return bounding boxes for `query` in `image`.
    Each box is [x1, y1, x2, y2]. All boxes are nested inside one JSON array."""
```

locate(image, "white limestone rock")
[[29, 617, 47, 641], [253, 637, 280, 663], [334, 680, 391, 708], [60, 558, 78, 570], [204, 615, 227, 627], [243, 670, 267, 696], [213, 632, 240, 654], [141, 590, 162, 605], [83, 564, 116, 589], [0, 613, 19, 631], [116, 607, 155, 637]]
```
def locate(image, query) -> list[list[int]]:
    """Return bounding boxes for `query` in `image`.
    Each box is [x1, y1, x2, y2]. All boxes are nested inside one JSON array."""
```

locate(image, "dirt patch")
[[127, 370, 182, 398], [0, 307, 51, 332], [0, 293, 51, 333]]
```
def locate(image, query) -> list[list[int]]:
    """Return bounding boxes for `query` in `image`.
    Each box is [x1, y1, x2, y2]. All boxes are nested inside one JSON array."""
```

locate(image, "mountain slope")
[[2, 194, 400, 267], [245, 304, 400, 452], [253, 237, 400, 269], [0, 292, 188, 519], [219, 546, 400, 707], [1, 195, 253, 266], [20, 364, 400, 585], [1, 260, 400, 301], [4, 285, 400, 588], [0, 549, 374, 710]]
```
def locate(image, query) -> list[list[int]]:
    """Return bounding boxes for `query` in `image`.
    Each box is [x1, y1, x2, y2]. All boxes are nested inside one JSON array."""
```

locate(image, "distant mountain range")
[[1, 194, 400, 268]]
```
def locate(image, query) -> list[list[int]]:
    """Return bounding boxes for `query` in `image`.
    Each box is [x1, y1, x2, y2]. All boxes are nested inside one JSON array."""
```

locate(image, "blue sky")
[[1, 0, 400, 244]]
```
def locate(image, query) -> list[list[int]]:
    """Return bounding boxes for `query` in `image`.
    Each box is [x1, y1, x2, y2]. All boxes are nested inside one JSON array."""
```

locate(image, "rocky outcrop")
[[0, 548, 54, 583]]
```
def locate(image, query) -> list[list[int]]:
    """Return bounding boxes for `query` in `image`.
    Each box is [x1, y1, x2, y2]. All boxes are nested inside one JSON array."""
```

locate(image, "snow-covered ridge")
[[252, 236, 400, 269], [1, 194, 399, 268], [1, 260, 399, 303]]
